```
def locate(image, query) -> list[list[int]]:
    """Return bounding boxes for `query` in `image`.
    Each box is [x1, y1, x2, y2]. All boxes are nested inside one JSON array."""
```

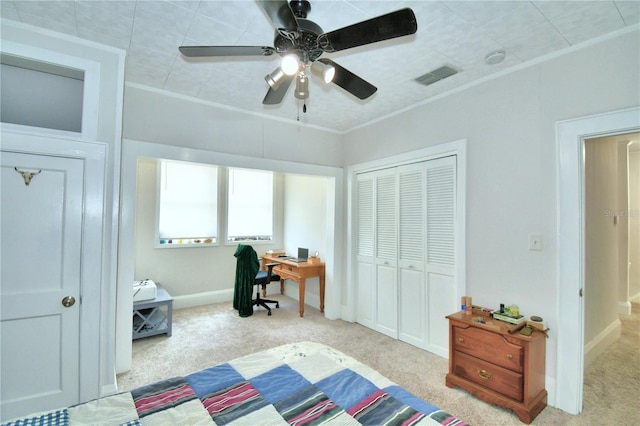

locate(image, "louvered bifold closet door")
[[355, 174, 375, 328], [398, 163, 427, 348], [375, 170, 398, 338], [425, 156, 457, 352]]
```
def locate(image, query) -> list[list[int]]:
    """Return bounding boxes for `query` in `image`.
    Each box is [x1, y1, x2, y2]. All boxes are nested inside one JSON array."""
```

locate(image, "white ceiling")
[[2, 0, 638, 133]]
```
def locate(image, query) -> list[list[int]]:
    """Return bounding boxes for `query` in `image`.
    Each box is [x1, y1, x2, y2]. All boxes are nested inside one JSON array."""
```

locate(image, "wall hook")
[[14, 167, 41, 186]]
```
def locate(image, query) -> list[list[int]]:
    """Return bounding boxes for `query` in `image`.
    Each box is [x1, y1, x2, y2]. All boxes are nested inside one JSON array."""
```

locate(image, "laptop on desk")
[[288, 247, 309, 263]]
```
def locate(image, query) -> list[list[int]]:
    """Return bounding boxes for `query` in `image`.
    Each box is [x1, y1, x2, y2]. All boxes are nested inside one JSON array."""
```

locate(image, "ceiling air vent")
[[415, 65, 459, 87]]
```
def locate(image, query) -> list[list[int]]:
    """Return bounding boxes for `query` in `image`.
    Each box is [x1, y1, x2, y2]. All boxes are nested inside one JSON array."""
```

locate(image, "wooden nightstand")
[[445, 311, 547, 424]]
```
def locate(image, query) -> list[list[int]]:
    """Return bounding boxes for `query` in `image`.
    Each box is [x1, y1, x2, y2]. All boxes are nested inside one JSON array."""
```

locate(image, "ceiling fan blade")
[[318, 59, 377, 100], [320, 8, 417, 52], [179, 46, 276, 57], [258, 0, 299, 32], [262, 75, 295, 105]]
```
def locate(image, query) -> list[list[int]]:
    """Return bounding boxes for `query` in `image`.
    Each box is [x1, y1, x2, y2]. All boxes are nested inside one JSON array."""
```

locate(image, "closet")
[[355, 155, 457, 355]]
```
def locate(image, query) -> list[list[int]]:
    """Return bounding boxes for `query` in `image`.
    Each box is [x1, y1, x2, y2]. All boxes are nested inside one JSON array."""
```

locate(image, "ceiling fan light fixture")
[[311, 61, 335, 83], [281, 54, 300, 76], [265, 68, 287, 90], [294, 73, 309, 99]]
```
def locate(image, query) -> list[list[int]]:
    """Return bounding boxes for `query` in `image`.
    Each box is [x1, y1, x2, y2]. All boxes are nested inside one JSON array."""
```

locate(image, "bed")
[[3, 342, 467, 426]]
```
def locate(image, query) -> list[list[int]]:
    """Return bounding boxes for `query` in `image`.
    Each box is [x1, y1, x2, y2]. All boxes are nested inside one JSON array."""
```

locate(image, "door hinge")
[[579, 288, 583, 297]]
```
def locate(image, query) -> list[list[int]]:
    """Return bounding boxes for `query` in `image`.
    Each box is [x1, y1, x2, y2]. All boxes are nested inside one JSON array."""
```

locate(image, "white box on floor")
[[133, 279, 157, 302]]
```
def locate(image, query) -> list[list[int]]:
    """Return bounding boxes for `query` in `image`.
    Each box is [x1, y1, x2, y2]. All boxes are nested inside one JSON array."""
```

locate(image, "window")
[[158, 160, 217, 246], [227, 168, 273, 242]]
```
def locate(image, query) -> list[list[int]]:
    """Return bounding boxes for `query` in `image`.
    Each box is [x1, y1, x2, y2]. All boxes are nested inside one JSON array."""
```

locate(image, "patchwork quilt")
[[3, 342, 467, 426]]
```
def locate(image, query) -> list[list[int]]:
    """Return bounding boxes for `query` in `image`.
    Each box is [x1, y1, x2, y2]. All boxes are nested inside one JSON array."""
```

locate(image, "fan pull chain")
[[296, 101, 308, 121]]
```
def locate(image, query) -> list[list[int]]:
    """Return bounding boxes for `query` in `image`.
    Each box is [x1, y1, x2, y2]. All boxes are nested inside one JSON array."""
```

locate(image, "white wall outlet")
[[529, 233, 543, 251]]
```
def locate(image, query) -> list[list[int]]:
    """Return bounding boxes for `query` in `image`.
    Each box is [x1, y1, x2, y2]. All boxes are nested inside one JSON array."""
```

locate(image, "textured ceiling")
[[1, 1, 638, 133]]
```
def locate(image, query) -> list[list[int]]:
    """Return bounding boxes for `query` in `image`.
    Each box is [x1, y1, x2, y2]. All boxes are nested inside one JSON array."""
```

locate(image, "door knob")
[[61, 296, 76, 307]]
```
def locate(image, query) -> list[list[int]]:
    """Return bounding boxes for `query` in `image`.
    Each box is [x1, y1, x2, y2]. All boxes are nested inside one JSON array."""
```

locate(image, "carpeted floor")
[[117, 297, 639, 425]]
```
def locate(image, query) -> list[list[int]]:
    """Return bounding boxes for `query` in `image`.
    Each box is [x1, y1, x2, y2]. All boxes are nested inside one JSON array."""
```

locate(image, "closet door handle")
[[61, 296, 76, 307]]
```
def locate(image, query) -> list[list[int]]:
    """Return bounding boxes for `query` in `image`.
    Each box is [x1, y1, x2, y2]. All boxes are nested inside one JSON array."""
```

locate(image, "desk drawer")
[[453, 351, 523, 401], [274, 263, 300, 280], [453, 325, 523, 372]]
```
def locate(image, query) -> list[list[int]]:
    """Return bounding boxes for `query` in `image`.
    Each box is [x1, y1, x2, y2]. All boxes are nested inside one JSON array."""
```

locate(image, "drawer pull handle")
[[506, 354, 513, 360], [478, 369, 493, 380], [458, 337, 464, 343]]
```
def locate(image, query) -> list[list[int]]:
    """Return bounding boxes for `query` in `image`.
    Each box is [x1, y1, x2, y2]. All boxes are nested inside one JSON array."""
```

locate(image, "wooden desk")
[[261, 254, 325, 317]]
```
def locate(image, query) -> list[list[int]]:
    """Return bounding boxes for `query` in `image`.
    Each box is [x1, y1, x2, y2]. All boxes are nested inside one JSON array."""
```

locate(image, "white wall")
[[583, 137, 622, 366], [630, 149, 640, 301], [281, 174, 330, 310], [123, 84, 343, 167], [341, 28, 640, 406]]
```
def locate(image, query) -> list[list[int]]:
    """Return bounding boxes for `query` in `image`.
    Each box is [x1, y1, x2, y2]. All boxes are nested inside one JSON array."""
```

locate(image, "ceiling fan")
[[179, 0, 417, 106]]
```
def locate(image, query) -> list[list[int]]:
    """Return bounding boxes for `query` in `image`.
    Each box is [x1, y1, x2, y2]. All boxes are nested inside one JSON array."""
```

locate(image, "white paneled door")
[[398, 163, 426, 348], [1, 151, 83, 420], [355, 156, 457, 355], [375, 171, 398, 337]]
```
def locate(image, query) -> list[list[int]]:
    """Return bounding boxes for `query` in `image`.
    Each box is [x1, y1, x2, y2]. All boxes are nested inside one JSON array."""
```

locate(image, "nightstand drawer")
[[453, 325, 523, 372], [453, 351, 523, 401]]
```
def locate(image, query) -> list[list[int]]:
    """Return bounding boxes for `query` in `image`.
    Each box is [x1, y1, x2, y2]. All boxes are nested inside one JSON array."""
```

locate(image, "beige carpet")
[[117, 297, 639, 425]]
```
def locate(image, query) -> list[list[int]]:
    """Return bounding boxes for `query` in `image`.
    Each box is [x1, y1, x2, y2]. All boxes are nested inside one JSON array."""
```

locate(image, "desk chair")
[[233, 244, 280, 316]]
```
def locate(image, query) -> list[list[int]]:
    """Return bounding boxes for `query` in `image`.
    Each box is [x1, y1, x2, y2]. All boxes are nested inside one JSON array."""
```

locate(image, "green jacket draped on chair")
[[233, 244, 260, 317]]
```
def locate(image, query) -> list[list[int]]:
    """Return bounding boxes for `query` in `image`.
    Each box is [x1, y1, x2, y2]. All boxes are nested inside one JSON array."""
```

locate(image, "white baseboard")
[[546, 375, 556, 408], [340, 304, 356, 322], [101, 383, 119, 398], [173, 289, 234, 310], [584, 318, 622, 368], [619, 301, 632, 315]]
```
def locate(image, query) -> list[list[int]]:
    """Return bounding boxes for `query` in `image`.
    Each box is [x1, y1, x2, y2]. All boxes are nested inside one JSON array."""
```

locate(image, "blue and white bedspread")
[[4, 342, 467, 426]]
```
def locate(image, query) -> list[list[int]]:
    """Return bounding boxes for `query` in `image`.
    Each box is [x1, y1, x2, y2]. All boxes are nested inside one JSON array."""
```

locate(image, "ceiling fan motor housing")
[[274, 1, 324, 63], [289, 0, 311, 18]]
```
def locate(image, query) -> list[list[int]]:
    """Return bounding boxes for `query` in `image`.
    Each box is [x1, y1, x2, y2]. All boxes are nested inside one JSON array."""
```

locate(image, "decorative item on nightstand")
[[492, 303, 525, 325]]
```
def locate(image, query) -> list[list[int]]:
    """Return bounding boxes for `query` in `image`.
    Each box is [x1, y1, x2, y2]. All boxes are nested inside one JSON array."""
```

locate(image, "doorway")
[[556, 107, 640, 414], [584, 133, 639, 365], [0, 131, 107, 421]]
